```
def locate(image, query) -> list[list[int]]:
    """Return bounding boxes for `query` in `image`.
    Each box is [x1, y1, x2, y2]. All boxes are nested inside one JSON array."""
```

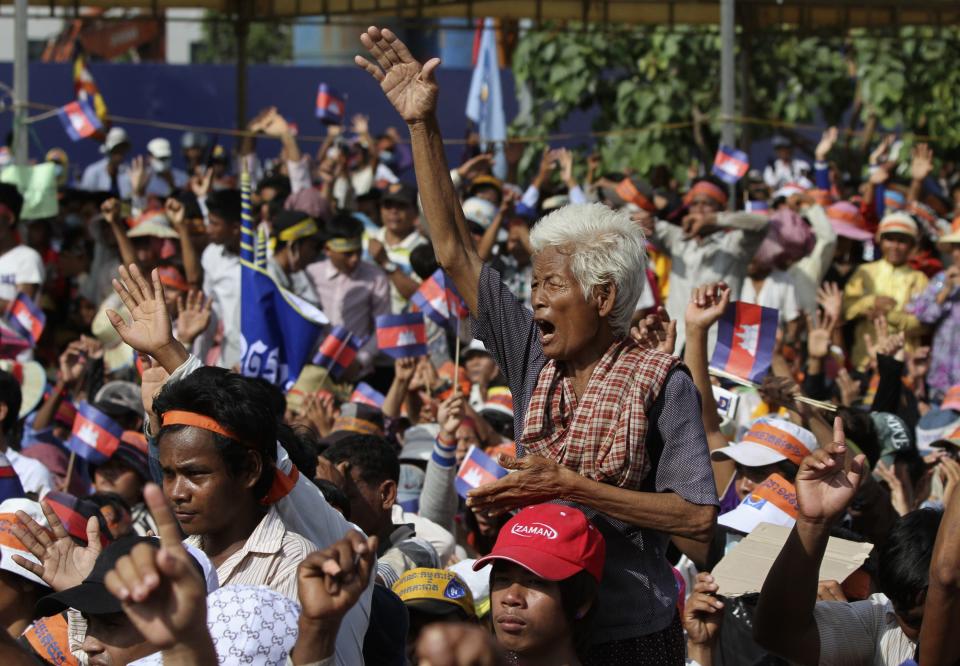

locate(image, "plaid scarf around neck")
[[521, 338, 679, 491]]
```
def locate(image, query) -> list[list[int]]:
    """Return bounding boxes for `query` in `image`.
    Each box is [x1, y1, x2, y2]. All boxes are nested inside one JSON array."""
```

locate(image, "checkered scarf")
[[521, 339, 678, 491]]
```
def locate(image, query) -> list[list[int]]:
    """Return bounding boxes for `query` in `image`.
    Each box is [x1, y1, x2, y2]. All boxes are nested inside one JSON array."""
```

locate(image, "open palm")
[[107, 264, 174, 357], [12, 502, 102, 592], [356, 26, 439, 124]]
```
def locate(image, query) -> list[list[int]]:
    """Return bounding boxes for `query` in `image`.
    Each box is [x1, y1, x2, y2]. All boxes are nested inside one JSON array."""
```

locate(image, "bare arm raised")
[[355, 26, 482, 313]]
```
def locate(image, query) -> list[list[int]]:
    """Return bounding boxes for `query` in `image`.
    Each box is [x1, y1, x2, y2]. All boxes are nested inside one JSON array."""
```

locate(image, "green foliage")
[[194, 13, 293, 64], [511, 23, 960, 181]]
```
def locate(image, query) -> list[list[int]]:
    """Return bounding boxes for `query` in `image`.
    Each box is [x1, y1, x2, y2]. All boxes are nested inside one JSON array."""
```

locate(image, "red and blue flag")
[[56, 99, 103, 142], [66, 402, 123, 465], [0, 453, 23, 503], [376, 312, 427, 359], [712, 145, 750, 185], [710, 301, 779, 383], [43, 491, 110, 546], [455, 445, 508, 499], [350, 382, 385, 409], [313, 326, 363, 379], [7, 292, 45, 346], [411, 269, 468, 331], [315, 83, 346, 125]]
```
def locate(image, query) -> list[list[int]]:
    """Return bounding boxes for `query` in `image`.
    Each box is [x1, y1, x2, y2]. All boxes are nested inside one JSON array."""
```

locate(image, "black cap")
[[380, 183, 418, 209], [0, 183, 23, 220], [35, 536, 158, 617]]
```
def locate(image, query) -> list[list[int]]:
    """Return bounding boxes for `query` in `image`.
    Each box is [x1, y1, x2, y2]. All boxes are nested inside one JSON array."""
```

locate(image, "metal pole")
[[12, 0, 29, 166], [235, 18, 249, 131], [720, 0, 736, 210]]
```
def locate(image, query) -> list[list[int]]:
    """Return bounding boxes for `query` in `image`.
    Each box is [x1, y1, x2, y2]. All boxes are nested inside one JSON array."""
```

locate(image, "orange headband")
[[684, 181, 728, 207], [615, 179, 656, 213], [162, 410, 241, 441]]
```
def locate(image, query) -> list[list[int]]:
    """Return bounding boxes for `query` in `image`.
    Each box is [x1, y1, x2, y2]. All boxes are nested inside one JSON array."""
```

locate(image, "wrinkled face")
[[159, 427, 255, 536], [326, 245, 361, 275], [465, 354, 498, 387], [491, 561, 571, 656], [380, 201, 415, 237], [531, 246, 601, 360], [93, 459, 144, 507], [82, 612, 153, 666], [880, 233, 914, 267]]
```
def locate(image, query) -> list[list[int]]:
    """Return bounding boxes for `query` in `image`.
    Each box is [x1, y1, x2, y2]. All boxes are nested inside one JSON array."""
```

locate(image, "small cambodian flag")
[[66, 402, 123, 465], [376, 313, 427, 359], [710, 301, 779, 383], [712, 145, 750, 185], [313, 326, 363, 379], [43, 491, 110, 546], [411, 269, 468, 331], [315, 84, 346, 125], [350, 382, 385, 409], [0, 453, 23, 503], [746, 200, 770, 214], [56, 99, 103, 142], [455, 445, 508, 499], [7, 293, 45, 346]]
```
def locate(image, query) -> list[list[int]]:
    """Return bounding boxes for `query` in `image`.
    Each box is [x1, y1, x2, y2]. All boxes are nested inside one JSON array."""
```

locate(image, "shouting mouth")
[[535, 318, 556, 345]]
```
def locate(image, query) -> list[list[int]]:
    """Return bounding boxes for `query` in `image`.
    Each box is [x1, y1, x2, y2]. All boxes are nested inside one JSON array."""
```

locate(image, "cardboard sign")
[[711, 522, 873, 597]]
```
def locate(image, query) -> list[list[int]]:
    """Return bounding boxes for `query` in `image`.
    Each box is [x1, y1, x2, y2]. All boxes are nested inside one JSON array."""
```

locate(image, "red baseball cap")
[[473, 504, 606, 583]]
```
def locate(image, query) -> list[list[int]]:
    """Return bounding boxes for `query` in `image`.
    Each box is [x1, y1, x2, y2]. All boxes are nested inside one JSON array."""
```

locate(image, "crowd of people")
[[0, 24, 958, 665]]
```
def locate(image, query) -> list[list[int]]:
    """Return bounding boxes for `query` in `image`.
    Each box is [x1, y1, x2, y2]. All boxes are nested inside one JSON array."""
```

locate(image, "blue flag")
[[466, 18, 507, 179], [239, 170, 327, 390]]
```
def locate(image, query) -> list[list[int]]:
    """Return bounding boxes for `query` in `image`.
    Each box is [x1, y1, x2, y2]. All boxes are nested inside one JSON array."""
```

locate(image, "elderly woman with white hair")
[[358, 27, 718, 665]]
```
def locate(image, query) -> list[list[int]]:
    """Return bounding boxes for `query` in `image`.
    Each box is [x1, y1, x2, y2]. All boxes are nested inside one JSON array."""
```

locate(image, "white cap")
[[718, 473, 799, 535], [100, 127, 130, 154], [0, 498, 49, 587], [463, 339, 491, 359], [711, 416, 817, 468], [462, 197, 497, 230], [449, 558, 491, 616], [147, 137, 173, 159], [399, 424, 440, 462]]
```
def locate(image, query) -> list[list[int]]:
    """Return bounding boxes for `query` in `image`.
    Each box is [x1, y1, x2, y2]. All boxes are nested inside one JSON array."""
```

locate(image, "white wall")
[[0, 12, 67, 63], [165, 8, 204, 64]]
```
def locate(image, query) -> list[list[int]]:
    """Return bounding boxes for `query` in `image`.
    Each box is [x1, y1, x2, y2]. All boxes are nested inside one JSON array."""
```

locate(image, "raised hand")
[[291, 531, 377, 664], [814, 127, 838, 162], [557, 148, 576, 186], [355, 26, 440, 125], [816, 282, 842, 324], [12, 501, 102, 592], [438, 393, 465, 436], [188, 167, 214, 200], [140, 355, 170, 437], [630, 306, 677, 355], [107, 264, 186, 372], [394, 356, 417, 385], [874, 460, 910, 516], [129, 156, 151, 197], [100, 197, 124, 225], [300, 391, 337, 438], [103, 484, 211, 653], [175, 289, 212, 346], [911, 142, 934, 182], [456, 153, 494, 181], [869, 134, 896, 166], [58, 339, 91, 388], [685, 281, 732, 332], [835, 368, 862, 408], [795, 417, 866, 526], [683, 572, 725, 647], [350, 114, 370, 136], [806, 309, 836, 360], [164, 197, 187, 230]]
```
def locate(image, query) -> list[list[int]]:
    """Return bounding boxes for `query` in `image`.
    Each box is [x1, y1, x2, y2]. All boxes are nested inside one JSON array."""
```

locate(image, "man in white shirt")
[[79, 127, 132, 198], [199, 190, 242, 368], [0, 184, 45, 308], [366, 183, 426, 313], [763, 136, 813, 190]]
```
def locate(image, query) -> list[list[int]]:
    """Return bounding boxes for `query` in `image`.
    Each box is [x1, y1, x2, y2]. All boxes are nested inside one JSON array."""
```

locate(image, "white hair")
[[529, 203, 647, 338]]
